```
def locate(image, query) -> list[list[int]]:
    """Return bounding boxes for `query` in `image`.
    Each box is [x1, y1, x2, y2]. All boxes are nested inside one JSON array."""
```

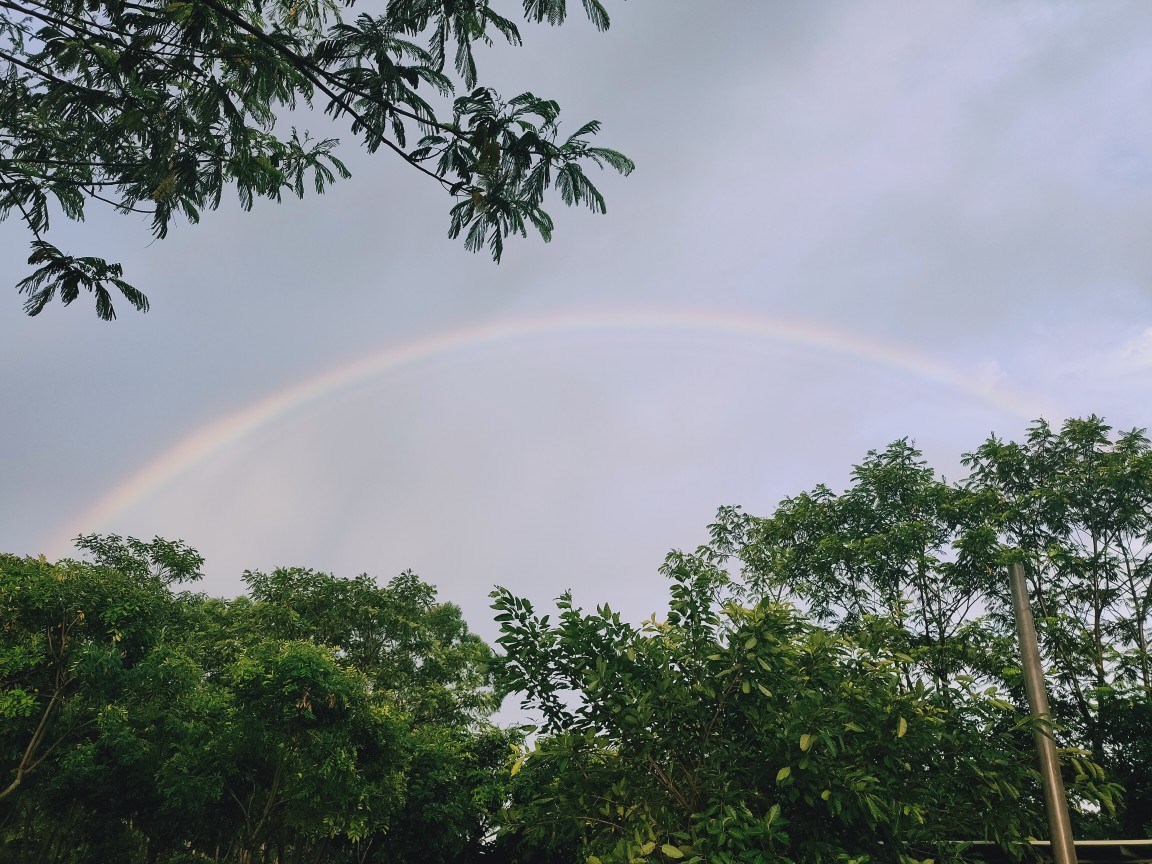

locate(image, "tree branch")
[[190, 0, 457, 191]]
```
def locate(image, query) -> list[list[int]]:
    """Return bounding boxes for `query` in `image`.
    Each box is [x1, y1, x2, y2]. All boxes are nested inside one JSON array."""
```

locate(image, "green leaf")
[[765, 803, 780, 825], [661, 845, 684, 859], [776, 765, 791, 783]]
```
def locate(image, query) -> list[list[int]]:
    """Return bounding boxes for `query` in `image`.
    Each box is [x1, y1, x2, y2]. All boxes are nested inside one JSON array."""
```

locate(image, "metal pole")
[[1008, 562, 1078, 864]]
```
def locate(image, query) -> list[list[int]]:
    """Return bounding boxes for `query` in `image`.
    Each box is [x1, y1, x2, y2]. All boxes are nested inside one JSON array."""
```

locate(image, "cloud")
[[1114, 328, 1152, 372], [5, 0, 1152, 636]]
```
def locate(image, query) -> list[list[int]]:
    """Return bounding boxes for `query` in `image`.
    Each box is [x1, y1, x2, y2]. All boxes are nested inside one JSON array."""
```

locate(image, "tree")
[[383, 722, 517, 864], [1, 541, 517, 863], [0, 546, 189, 861], [703, 417, 1152, 839], [491, 552, 1102, 864], [0, 0, 634, 319], [240, 565, 519, 862], [242, 565, 499, 725], [731, 441, 999, 692], [963, 416, 1152, 836], [0, 547, 178, 806], [73, 532, 205, 585]]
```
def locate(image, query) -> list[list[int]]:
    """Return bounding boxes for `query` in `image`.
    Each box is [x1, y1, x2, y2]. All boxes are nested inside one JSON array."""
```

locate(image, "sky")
[[4, 0, 1152, 650]]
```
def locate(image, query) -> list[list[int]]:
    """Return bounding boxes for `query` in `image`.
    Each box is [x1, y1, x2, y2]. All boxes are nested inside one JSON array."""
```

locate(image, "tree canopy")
[[0, 0, 633, 319], [0, 540, 514, 863], [489, 415, 1152, 863], [706, 416, 1152, 839], [4, 415, 1152, 863], [492, 563, 1074, 864]]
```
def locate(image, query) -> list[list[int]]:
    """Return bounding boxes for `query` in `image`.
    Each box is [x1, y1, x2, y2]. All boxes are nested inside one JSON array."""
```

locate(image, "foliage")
[[963, 416, 1152, 836], [0, 540, 514, 863], [732, 440, 999, 691], [491, 554, 1073, 864], [0, 550, 172, 807], [6, 414, 1152, 861], [243, 565, 498, 724], [698, 417, 1152, 839], [73, 532, 205, 584], [0, 0, 634, 318], [384, 722, 518, 864]]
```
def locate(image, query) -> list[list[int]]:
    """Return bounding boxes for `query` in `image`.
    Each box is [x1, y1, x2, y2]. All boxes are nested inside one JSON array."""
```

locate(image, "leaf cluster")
[[0, 0, 633, 318], [491, 561, 1065, 864], [0, 539, 514, 863], [694, 416, 1152, 840]]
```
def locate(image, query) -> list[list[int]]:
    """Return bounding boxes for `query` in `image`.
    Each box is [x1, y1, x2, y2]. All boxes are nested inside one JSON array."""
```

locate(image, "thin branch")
[[192, 0, 461, 190], [0, 0, 227, 102], [0, 677, 66, 802], [84, 186, 154, 212], [3, 0, 478, 198], [0, 0, 127, 41], [646, 757, 694, 816], [122, 0, 467, 139], [0, 46, 109, 97]]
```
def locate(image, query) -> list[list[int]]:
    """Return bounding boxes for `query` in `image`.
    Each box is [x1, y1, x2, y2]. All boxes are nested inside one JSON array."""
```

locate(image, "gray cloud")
[[4, 1, 1152, 635]]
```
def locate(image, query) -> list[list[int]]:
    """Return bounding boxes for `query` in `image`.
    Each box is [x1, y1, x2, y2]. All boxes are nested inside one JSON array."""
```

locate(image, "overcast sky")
[[4, 0, 1152, 647]]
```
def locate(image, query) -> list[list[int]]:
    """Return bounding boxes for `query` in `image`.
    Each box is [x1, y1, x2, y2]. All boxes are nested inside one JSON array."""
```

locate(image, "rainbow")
[[52, 309, 1045, 555]]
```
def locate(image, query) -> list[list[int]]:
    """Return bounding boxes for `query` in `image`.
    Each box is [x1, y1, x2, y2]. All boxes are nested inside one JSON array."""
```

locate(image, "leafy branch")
[[0, 0, 633, 319]]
